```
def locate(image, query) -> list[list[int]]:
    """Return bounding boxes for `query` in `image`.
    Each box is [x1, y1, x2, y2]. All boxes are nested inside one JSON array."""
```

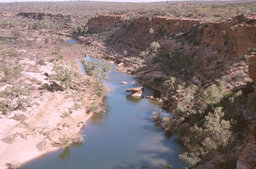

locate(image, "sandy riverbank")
[[0, 15, 104, 168]]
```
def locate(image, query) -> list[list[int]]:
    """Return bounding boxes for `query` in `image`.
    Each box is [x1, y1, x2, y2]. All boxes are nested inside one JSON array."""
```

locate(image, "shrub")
[[123, 50, 128, 56], [201, 81, 230, 106], [176, 84, 198, 115], [1, 66, 23, 83], [1, 83, 31, 99], [202, 107, 233, 151], [82, 60, 111, 80], [150, 41, 160, 52], [36, 59, 46, 66], [58, 134, 83, 149], [149, 27, 154, 34], [52, 47, 63, 60], [1, 20, 15, 28], [50, 65, 79, 89], [44, 38, 49, 44], [0, 83, 31, 114], [29, 21, 44, 30], [6, 48, 18, 57], [179, 152, 201, 167], [71, 24, 88, 36], [11, 30, 21, 38], [139, 50, 149, 59]]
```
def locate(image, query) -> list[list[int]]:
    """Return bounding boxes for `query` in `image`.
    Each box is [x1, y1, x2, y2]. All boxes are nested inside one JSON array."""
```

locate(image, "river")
[[21, 55, 186, 169]]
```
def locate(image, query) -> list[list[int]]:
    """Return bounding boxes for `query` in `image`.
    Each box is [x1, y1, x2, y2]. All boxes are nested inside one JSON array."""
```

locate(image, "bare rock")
[[131, 91, 143, 98], [126, 86, 143, 93], [126, 86, 143, 98]]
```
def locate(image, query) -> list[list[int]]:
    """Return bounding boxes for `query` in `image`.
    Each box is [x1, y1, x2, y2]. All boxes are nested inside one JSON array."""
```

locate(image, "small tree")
[[202, 107, 233, 151]]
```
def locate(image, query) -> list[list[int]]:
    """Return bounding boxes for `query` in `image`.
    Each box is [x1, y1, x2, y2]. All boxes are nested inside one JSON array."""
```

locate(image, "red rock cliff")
[[86, 15, 128, 33], [107, 14, 256, 59]]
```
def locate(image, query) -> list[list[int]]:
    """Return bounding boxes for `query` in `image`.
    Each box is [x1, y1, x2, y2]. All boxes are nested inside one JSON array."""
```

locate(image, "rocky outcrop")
[[86, 15, 128, 33], [126, 86, 143, 98], [104, 13, 256, 99], [108, 14, 256, 59], [108, 16, 200, 56]]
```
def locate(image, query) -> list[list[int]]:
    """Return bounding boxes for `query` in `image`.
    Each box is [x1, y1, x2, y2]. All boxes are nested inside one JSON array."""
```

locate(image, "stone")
[[131, 91, 143, 98], [126, 86, 143, 98], [126, 86, 143, 93]]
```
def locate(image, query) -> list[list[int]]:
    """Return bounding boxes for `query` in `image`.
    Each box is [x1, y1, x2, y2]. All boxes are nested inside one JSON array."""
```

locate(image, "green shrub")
[[36, 59, 46, 66], [71, 24, 88, 36], [44, 38, 49, 44], [82, 60, 111, 80], [52, 47, 63, 60], [11, 30, 21, 38], [201, 81, 230, 106], [139, 50, 149, 59], [179, 152, 201, 167], [0, 83, 31, 114], [150, 41, 160, 52], [0, 100, 10, 115], [1, 83, 31, 99], [6, 48, 18, 57], [149, 27, 154, 34], [50, 65, 79, 89], [1, 66, 23, 83], [29, 21, 44, 30], [202, 107, 233, 151], [176, 84, 198, 114], [1, 20, 15, 28]]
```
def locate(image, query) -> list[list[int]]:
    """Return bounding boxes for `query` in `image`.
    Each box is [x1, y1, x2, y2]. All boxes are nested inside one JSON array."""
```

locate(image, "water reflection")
[[59, 148, 71, 161], [126, 95, 143, 103]]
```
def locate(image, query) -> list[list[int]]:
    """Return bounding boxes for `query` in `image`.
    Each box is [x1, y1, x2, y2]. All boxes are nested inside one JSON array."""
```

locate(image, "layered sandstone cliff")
[[86, 15, 128, 33]]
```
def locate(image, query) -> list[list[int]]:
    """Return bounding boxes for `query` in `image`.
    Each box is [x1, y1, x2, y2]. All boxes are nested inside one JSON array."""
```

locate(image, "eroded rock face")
[[237, 123, 256, 169], [107, 13, 256, 59], [86, 15, 128, 33]]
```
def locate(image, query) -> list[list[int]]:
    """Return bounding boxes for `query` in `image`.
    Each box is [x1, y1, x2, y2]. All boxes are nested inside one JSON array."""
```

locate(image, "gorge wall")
[[85, 13, 256, 169]]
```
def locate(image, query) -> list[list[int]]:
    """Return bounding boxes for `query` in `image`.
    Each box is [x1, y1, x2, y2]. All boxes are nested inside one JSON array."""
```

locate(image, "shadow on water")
[[21, 55, 187, 169]]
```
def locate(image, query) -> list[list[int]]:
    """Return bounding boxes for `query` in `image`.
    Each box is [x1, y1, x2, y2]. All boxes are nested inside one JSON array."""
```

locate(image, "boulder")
[[126, 86, 143, 93], [131, 91, 143, 98], [126, 86, 143, 98]]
